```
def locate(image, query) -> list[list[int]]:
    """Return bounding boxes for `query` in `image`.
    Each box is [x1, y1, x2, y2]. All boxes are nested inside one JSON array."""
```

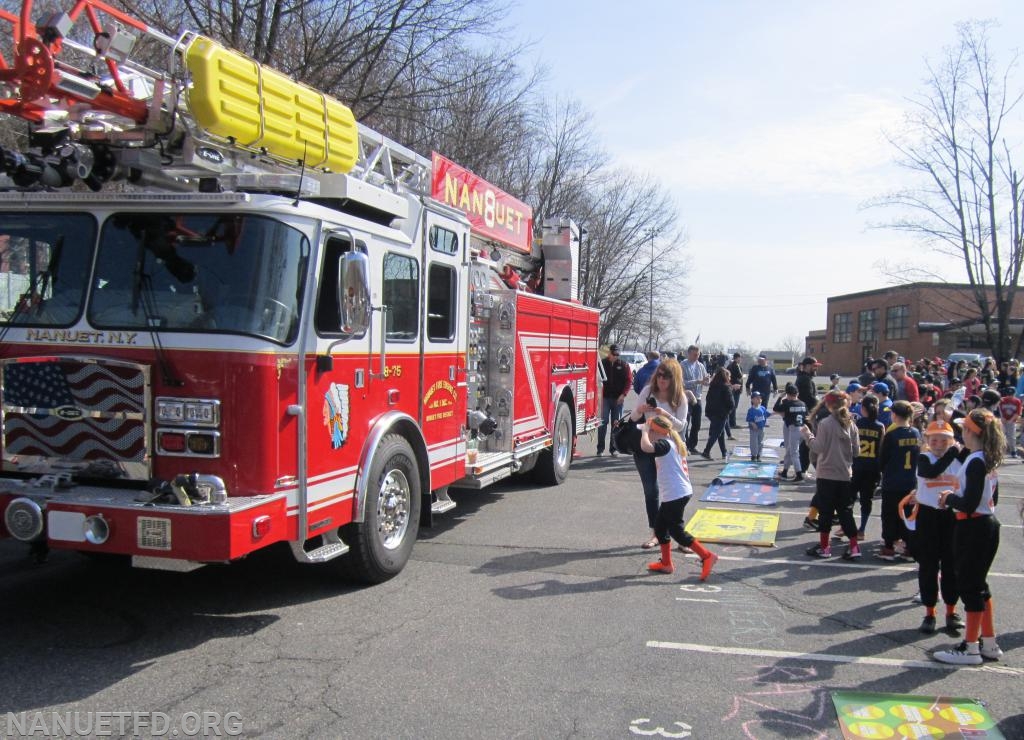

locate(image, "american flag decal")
[[1, 357, 150, 480]]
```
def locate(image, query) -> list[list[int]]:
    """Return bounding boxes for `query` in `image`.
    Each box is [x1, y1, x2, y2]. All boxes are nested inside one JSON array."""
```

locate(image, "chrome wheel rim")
[[554, 415, 571, 473], [377, 469, 411, 550]]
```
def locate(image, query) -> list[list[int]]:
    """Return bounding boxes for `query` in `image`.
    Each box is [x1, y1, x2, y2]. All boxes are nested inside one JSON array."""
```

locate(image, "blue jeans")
[[633, 452, 659, 528], [597, 397, 623, 453]]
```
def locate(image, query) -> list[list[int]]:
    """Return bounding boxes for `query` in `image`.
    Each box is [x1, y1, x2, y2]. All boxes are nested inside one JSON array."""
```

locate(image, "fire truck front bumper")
[[1, 483, 287, 564]]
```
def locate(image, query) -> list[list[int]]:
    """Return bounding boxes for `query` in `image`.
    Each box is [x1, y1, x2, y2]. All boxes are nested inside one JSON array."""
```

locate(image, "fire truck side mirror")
[[338, 251, 371, 335]]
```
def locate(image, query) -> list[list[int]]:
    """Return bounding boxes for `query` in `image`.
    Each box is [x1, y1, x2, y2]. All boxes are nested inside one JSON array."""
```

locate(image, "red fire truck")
[[0, 0, 600, 582]]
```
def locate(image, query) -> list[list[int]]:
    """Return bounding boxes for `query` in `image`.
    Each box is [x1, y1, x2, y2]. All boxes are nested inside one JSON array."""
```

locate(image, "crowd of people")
[[596, 344, 1020, 668]]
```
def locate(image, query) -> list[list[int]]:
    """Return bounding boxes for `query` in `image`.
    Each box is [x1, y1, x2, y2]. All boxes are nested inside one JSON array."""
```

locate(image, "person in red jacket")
[[892, 362, 920, 402]]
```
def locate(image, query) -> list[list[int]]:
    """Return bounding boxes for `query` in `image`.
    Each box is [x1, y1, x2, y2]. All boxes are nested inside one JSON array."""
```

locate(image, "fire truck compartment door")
[[419, 211, 469, 482]]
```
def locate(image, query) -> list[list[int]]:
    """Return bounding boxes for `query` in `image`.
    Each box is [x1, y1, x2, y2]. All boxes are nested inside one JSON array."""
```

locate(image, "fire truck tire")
[[535, 402, 573, 485], [342, 434, 421, 583]]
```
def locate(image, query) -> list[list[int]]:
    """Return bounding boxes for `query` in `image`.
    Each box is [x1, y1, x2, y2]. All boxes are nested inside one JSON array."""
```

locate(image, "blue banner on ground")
[[702, 478, 779, 506], [720, 462, 778, 480]]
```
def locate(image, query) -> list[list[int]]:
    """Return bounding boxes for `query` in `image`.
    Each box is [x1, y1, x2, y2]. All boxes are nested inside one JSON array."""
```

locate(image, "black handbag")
[[613, 417, 640, 454]]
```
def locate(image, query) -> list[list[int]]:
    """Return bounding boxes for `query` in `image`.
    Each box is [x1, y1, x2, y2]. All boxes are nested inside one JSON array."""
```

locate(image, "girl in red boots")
[[639, 415, 718, 580], [933, 409, 1005, 665]]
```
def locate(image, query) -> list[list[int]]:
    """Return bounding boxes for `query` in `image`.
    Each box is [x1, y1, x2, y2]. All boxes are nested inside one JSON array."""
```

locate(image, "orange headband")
[[963, 415, 983, 436]]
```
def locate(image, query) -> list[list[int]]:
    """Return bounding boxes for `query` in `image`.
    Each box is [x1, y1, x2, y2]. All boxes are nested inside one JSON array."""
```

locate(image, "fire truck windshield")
[[0, 213, 96, 326], [89, 213, 309, 343]]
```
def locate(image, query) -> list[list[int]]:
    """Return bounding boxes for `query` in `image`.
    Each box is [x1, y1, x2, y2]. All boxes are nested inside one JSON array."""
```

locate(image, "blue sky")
[[507, 1, 1023, 352]]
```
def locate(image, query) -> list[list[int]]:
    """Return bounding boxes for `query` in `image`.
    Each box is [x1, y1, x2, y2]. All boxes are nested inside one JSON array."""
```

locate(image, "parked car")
[[781, 366, 798, 375], [619, 351, 647, 374]]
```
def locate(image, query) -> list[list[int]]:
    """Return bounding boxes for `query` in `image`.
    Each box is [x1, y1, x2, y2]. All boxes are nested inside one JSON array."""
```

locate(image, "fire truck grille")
[[1, 357, 151, 481]]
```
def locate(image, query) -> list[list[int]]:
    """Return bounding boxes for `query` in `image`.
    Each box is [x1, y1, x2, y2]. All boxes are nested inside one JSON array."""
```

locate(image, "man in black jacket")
[[597, 344, 632, 456], [795, 356, 820, 474]]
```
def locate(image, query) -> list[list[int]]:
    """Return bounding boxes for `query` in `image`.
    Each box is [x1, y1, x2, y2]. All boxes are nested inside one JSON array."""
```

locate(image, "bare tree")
[[577, 169, 688, 347], [780, 335, 804, 367], [871, 21, 1024, 360], [123, 0, 509, 122]]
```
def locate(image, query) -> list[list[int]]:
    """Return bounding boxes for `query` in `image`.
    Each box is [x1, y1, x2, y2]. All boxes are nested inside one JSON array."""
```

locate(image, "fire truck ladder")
[[0, 0, 432, 203]]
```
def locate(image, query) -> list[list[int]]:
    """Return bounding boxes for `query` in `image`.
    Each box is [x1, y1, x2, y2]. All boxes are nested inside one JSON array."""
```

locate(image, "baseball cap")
[[981, 389, 1001, 404], [784, 383, 798, 394], [949, 376, 962, 384], [845, 382, 862, 393], [800, 356, 820, 366], [609, 344, 620, 354], [829, 373, 840, 380], [757, 354, 767, 359], [751, 390, 761, 397], [924, 421, 955, 437], [871, 382, 890, 394]]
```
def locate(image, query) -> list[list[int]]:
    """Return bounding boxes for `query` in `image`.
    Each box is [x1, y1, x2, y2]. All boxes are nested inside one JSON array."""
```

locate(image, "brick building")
[[804, 283, 1024, 375]]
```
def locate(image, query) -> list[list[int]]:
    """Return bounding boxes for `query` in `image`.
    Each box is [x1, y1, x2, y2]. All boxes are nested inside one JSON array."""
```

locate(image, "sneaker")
[[610, 450, 618, 457], [857, 528, 866, 540], [841, 547, 861, 560], [911, 591, 923, 604], [805, 545, 832, 559], [700, 451, 712, 460], [596, 450, 603, 457], [932, 640, 982, 666], [876, 547, 897, 561], [980, 638, 1004, 661], [779, 470, 790, 480], [919, 615, 937, 634], [794, 472, 805, 482], [802, 516, 818, 531]]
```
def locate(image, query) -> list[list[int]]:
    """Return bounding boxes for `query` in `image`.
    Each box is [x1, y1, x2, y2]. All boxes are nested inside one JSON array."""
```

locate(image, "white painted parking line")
[[675, 597, 719, 603], [681, 553, 1024, 578], [647, 641, 1024, 676]]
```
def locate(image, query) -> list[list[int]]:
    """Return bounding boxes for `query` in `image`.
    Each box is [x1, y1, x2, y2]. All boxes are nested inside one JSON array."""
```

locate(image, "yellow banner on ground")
[[687, 508, 780, 547]]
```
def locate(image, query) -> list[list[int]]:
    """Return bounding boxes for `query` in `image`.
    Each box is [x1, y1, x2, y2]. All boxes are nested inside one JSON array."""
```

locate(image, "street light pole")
[[644, 228, 659, 352]]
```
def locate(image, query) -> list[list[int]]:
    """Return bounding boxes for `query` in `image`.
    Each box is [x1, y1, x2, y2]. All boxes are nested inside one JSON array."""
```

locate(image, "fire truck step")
[[431, 488, 457, 514], [301, 540, 350, 563]]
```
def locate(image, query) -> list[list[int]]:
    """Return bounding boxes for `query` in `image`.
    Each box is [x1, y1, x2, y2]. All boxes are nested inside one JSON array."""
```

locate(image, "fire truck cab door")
[[419, 211, 469, 484]]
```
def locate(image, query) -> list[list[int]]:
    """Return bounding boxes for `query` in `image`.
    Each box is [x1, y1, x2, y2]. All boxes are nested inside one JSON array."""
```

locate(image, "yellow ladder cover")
[[184, 36, 358, 173]]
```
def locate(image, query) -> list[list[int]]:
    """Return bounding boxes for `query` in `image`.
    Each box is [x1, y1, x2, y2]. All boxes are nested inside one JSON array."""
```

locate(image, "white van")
[[619, 351, 647, 374], [945, 353, 984, 365]]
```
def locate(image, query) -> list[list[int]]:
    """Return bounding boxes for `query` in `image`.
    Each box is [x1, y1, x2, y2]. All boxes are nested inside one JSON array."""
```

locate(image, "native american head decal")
[[322, 383, 349, 449]]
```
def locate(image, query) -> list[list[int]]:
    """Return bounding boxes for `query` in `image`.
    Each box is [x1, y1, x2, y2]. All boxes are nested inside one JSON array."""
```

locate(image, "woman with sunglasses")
[[628, 358, 688, 550]]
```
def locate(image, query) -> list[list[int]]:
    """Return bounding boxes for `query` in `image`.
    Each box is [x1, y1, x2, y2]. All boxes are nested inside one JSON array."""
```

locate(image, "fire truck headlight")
[[83, 515, 110, 545], [156, 398, 220, 427], [156, 399, 185, 424]]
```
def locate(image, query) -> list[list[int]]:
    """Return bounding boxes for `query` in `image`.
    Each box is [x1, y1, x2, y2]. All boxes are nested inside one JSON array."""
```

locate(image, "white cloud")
[[619, 93, 909, 198]]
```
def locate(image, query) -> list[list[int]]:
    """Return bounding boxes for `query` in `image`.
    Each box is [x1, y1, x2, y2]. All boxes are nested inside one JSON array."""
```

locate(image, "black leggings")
[[851, 468, 879, 529], [815, 478, 857, 538], [654, 496, 695, 547], [915, 506, 958, 608], [953, 515, 1000, 613], [881, 487, 912, 548]]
